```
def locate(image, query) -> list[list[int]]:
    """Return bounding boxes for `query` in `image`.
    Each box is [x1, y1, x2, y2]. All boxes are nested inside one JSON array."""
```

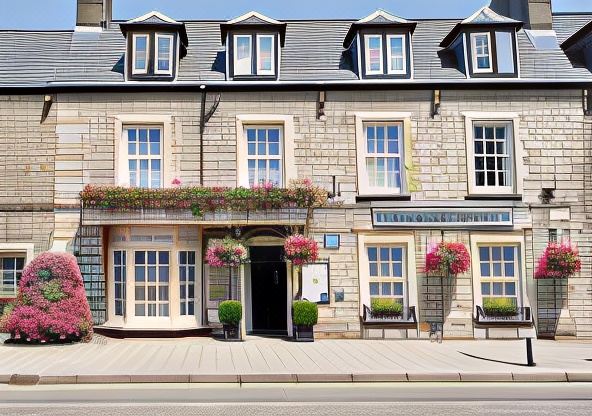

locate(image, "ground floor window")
[[179, 251, 196, 316], [367, 246, 406, 307], [113, 251, 126, 316], [134, 250, 170, 317], [478, 245, 520, 307], [0, 255, 25, 297]]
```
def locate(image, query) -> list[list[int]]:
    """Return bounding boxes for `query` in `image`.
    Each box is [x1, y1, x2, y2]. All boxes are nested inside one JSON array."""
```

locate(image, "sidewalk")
[[1, 335, 592, 385]]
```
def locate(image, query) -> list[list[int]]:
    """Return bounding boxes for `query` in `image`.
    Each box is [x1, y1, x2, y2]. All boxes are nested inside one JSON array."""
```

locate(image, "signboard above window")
[[373, 208, 513, 228]]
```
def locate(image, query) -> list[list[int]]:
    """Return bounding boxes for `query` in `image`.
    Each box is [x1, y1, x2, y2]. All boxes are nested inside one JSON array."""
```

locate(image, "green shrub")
[[41, 280, 66, 302], [218, 300, 242, 325], [37, 269, 52, 281], [292, 300, 318, 326], [371, 298, 403, 316], [483, 298, 518, 317]]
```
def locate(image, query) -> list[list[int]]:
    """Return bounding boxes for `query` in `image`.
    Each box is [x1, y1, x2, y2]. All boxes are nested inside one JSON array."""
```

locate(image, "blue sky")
[[0, 0, 591, 30]]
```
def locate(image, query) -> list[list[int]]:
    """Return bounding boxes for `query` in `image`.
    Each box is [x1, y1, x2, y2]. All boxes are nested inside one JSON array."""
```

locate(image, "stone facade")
[[1, 88, 591, 339]]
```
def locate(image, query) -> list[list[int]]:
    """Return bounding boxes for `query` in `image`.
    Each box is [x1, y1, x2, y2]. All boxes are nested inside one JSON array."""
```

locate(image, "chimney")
[[76, 0, 112, 28], [489, 0, 553, 30]]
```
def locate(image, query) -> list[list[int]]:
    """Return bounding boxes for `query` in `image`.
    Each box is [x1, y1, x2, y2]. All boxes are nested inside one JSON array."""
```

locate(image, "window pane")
[[389, 37, 404, 71], [235, 36, 252, 75], [382, 282, 392, 296], [135, 251, 145, 264], [493, 282, 503, 296], [135, 304, 145, 316], [492, 247, 501, 261], [258, 36, 273, 71], [269, 159, 281, 186], [391, 248, 402, 262], [392, 263, 402, 278], [379, 247, 390, 262], [503, 246, 514, 261], [480, 263, 490, 277], [504, 262, 515, 277], [479, 247, 489, 261], [157, 36, 171, 71], [135, 36, 147, 70], [367, 36, 382, 71], [495, 31, 515, 74], [493, 263, 502, 277], [506, 282, 516, 296], [394, 282, 404, 296], [367, 247, 377, 261], [481, 282, 490, 295], [369, 282, 379, 296], [149, 130, 160, 154], [380, 263, 390, 277], [159, 251, 169, 264], [248, 159, 256, 186]]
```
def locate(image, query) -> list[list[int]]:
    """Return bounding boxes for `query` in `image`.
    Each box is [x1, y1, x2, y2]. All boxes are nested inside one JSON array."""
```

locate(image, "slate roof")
[[0, 12, 592, 89]]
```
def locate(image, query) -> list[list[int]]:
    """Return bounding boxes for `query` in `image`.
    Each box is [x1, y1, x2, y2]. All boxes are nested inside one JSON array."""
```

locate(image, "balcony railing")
[[81, 207, 308, 226], [473, 305, 533, 328], [361, 304, 418, 329]]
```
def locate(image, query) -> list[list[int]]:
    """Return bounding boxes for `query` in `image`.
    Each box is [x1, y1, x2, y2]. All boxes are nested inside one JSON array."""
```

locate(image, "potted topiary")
[[370, 298, 403, 320], [292, 300, 318, 342], [483, 298, 518, 318], [218, 300, 242, 341]]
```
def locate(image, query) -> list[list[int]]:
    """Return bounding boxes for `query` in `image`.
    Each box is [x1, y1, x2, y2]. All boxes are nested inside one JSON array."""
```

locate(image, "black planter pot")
[[222, 323, 242, 341], [293, 324, 314, 342]]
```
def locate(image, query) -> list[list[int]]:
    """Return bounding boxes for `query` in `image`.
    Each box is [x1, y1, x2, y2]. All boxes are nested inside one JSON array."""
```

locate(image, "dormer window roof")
[[120, 11, 188, 81], [221, 11, 286, 80], [560, 19, 592, 71], [344, 10, 416, 80], [440, 6, 522, 78]]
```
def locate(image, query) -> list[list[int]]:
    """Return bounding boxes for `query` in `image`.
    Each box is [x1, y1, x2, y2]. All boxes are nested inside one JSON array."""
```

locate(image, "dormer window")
[[344, 10, 416, 80], [471, 33, 492, 73], [120, 11, 188, 81], [221, 12, 286, 81], [440, 7, 521, 78]]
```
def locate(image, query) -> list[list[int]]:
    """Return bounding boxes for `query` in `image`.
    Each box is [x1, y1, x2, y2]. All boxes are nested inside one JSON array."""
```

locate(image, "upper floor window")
[[232, 33, 277, 78], [359, 122, 403, 195], [156, 34, 174, 75], [362, 33, 409, 78], [471, 33, 492, 73], [126, 127, 162, 188], [246, 126, 283, 187], [133, 34, 149, 75], [472, 122, 513, 193]]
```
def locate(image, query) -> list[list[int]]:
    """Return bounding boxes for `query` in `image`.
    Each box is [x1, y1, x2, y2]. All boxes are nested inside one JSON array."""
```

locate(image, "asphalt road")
[[1, 383, 592, 415]]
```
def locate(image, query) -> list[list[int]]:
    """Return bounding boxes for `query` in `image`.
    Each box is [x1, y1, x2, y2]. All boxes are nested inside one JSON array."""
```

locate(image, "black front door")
[[249, 246, 287, 335]]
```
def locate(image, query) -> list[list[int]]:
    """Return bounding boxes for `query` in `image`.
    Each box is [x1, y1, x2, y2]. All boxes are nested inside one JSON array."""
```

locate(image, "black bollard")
[[526, 337, 536, 367]]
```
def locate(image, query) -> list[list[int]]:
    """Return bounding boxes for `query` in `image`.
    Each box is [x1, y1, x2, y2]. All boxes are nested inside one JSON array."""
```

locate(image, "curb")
[[3, 371, 589, 385]]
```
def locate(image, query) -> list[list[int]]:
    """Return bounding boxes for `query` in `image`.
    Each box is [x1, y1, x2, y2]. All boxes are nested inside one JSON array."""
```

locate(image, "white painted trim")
[[364, 34, 383, 76], [235, 114, 296, 188], [132, 33, 149, 75], [386, 34, 407, 75], [469, 232, 530, 311], [127, 11, 179, 24], [233, 34, 253, 76], [154, 33, 174, 76], [357, 233, 418, 319], [354, 112, 412, 196], [471, 32, 494, 74], [114, 114, 173, 188], [256, 34, 275, 76], [357, 9, 409, 24], [227, 11, 282, 25], [462, 33, 471, 79], [356, 34, 363, 80], [463, 112, 523, 196]]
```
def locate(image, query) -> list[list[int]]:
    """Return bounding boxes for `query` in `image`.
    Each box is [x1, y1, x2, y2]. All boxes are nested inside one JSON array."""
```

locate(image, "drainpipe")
[[199, 85, 206, 186]]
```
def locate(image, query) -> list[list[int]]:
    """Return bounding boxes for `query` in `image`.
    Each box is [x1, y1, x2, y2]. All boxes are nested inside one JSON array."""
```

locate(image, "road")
[[1, 382, 592, 415]]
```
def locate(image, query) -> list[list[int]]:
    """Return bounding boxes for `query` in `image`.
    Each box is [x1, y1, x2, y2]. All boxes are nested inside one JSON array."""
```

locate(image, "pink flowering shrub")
[[284, 234, 319, 266], [425, 242, 471, 277], [2, 252, 93, 343], [206, 238, 248, 268], [534, 241, 581, 279]]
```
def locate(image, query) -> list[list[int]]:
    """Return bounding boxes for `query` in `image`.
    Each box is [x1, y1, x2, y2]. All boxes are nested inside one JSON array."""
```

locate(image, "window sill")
[[465, 194, 522, 201], [357, 195, 411, 202]]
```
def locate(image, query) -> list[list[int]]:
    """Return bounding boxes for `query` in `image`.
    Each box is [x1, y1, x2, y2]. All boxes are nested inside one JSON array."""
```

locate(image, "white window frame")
[[133, 249, 170, 318], [364, 34, 383, 75], [0, 243, 33, 299], [179, 251, 197, 316], [386, 34, 407, 75], [471, 32, 493, 74], [355, 112, 410, 196], [236, 115, 296, 188], [113, 250, 126, 317], [463, 112, 523, 196], [244, 125, 284, 187], [472, 121, 513, 193], [132, 33, 150, 75], [477, 244, 521, 308], [0, 254, 26, 298], [367, 245, 407, 308], [155, 33, 174, 76], [256, 34, 275, 76], [358, 233, 418, 321], [124, 126, 164, 189], [234, 34, 253, 76]]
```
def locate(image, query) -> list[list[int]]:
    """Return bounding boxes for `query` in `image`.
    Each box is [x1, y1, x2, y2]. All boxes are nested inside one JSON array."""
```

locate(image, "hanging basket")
[[205, 237, 248, 268], [425, 241, 471, 277], [534, 241, 581, 280], [284, 234, 319, 266]]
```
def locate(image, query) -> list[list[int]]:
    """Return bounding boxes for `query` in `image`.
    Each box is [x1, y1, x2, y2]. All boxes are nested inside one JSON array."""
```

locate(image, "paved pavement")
[[1, 335, 592, 384]]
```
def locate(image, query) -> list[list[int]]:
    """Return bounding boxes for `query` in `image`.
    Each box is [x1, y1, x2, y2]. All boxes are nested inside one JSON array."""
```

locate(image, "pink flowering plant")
[[80, 179, 328, 218], [425, 242, 471, 277], [534, 240, 581, 279], [206, 237, 248, 268], [284, 234, 319, 266], [1, 252, 93, 343]]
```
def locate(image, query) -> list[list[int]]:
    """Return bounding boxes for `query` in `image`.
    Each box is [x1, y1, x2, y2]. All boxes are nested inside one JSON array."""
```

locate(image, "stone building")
[[1, 0, 592, 339]]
